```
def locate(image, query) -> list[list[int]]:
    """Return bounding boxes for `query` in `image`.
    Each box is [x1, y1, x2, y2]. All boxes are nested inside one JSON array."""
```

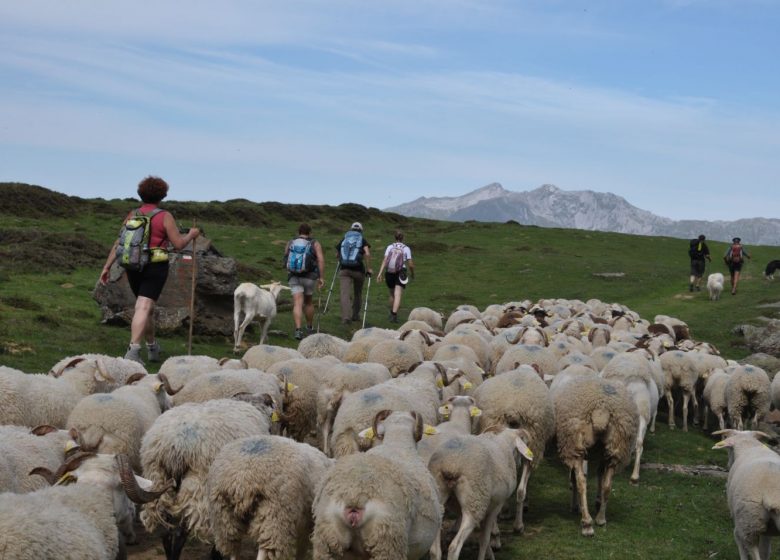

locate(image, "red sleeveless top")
[[138, 203, 169, 249]]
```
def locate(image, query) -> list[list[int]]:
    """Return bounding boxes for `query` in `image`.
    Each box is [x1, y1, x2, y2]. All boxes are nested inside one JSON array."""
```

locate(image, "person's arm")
[[162, 212, 200, 251], [377, 247, 389, 280], [406, 258, 415, 279], [363, 244, 372, 276], [315, 241, 326, 289], [745, 247, 752, 260], [704, 244, 712, 262]]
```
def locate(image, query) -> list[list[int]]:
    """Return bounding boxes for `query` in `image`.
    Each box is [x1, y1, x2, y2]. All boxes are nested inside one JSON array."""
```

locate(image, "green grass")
[[0, 182, 775, 559]]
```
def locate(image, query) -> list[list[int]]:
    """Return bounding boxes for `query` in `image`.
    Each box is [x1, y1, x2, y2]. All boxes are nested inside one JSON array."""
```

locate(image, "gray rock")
[[740, 353, 780, 379], [737, 320, 780, 360]]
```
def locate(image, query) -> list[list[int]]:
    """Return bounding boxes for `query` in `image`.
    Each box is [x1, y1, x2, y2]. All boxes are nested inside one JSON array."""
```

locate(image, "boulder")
[[735, 320, 780, 362], [740, 353, 780, 380], [93, 236, 238, 336]]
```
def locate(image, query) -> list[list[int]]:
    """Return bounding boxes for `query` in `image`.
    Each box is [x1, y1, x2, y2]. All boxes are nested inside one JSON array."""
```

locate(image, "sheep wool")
[[366, 339, 423, 377], [242, 344, 304, 371], [725, 365, 771, 430]]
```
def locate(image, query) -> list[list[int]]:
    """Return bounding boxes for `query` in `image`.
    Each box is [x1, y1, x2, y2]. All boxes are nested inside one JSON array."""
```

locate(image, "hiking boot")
[[294, 328, 304, 340], [689, 284, 694, 292], [306, 326, 315, 336], [146, 341, 162, 363], [124, 343, 144, 365], [390, 312, 398, 323]]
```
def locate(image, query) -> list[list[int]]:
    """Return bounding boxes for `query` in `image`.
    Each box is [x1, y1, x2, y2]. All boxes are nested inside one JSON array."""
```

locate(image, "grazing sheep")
[[473, 365, 555, 533], [233, 281, 290, 351], [140, 397, 277, 559], [707, 273, 725, 301], [494, 344, 557, 376], [408, 307, 444, 330], [312, 410, 443, 560], [157, 355, 245, 391], [444, 309, 479, 333], [298, 333, 349, 360], [553, 375, 638, 536], [49, 354, 145, 387], [703, 369, 731, 431], [366, 339, 423, 377], [427, 427, 535, 560], [242, 344, 304, 371], [713, 430, 780, 559], [0, 425, 76, 493], [208, 435, 333, 560], [725, 365, 771, 430], [172, 369, 282, 407], [660, 350, 699, 431]]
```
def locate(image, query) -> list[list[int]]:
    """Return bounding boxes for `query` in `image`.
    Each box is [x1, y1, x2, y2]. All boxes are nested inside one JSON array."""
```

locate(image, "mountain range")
[[386, 183, 780, 246]]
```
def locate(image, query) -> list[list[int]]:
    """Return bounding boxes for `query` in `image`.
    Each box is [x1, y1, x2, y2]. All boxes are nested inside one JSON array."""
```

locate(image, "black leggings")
[[126, 262, 169, 301]]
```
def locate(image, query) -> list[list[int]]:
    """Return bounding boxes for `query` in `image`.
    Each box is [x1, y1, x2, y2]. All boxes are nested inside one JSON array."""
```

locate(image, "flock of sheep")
[[2, 296, 780, 560]]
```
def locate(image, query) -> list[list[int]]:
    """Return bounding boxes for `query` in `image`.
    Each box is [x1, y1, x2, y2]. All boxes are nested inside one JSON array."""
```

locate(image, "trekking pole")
[[187, 222, 197, 355], [315, 288, 323, 334], [361, 274, 372, 329], [322, 262, 340, 315]]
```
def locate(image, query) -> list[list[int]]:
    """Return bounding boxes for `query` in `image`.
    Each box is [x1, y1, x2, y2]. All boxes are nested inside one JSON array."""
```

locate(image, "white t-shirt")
[[384, 242, 412, 262]]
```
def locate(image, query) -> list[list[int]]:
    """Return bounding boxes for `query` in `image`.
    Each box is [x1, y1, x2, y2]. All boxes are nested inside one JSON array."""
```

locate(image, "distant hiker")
[[377, 230, 414, 323], [336, 222, 372, 324], [688, 234, 711, 292], [284, 223, 325, 340], [724, 237, 751, 295], [99, 176, 200, 364]]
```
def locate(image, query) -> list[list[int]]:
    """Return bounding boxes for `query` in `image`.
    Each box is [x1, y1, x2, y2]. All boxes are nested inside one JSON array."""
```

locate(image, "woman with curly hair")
[[99, 176, 200, 364]]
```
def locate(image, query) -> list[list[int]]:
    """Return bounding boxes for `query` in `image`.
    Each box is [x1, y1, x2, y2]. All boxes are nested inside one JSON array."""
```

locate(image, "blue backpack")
[[287, 237, 315, 274], [339, 230, 363, 267]]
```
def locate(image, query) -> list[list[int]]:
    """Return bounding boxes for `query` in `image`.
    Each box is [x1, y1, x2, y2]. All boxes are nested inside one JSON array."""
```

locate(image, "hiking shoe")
[[689, 284, 694, 292], [695, 286, 701, 292], [146, 341, 162, 363], [390, 313, 398, 323], [294, 328, 304, 340], [306, 326, 315, 336], [124, 343, 144, 365], [342, 318, 352, 325]]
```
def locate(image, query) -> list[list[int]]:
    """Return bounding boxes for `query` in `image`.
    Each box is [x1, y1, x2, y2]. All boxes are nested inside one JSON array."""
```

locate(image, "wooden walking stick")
[[187, 221, 197, 355]]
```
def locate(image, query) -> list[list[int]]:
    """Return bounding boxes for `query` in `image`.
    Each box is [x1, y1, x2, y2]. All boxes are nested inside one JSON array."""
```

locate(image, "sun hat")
[[398, 269, 409, 285], [733, 237, 741, 243], [351, 222, 363, 232]]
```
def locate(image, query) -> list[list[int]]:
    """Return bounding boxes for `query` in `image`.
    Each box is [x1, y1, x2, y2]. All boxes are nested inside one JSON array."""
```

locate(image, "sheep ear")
[[515, 437, 534, 461], [712, 438, 733, 450], [469, 406, 482, 418], [438, 405, 451, 418]]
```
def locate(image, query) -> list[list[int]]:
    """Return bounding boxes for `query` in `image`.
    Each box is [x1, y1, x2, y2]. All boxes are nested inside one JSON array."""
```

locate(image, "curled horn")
[[399, 330, 411, 341], [406, 361, 422, 374], [125, 373, 147, 385], [433, 362, 447, 376], [508, 328, 526, 345], [29, 466, 58, 485], [30, 425, 59, 436], [95, 359, 114, 382], [52, 357, 86, 377], [420, 331, 433, 346], [116, 454, 173, 504], [157, 373, 181, 395], [411, 411, 424, 442], [52, 451, 98, 483], [218, 357, 231, 366], [372, 409, 393, 441]]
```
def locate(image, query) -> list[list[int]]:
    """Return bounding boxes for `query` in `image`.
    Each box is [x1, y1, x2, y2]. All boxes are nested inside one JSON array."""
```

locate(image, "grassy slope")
[[1, 183, 777, 559]]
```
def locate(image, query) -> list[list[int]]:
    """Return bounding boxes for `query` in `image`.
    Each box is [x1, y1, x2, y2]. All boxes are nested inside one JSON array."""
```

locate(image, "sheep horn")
[[399, 330, 411, 341], [433, 362, 446, 376], [52, 357, 85, 377], [116, 454, 173, 504], [51, 451, 98, 484], [508, 330, 524, 345], [218, 357, 231, 366], [406, 361, 422, 374], [29, 466, 58, 485], [420, 331, 433, 346], [30, 425, 59, 436], [95, 359, 114, 382], [157, 373, 181, 395], [371, 410, 393, 441], [125, 373, 147, 385]]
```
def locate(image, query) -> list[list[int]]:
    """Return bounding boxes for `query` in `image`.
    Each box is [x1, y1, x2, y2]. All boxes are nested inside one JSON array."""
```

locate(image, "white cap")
[[351, 222, 363, 231]]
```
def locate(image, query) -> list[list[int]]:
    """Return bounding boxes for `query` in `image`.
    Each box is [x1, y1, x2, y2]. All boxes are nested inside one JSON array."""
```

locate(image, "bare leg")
[[292, 292, 304, 329], [595, 465, 615, 526], [514, 461, 532, 533], [303, 294, 315, 327], [573, 461, 593, 537], [665, 390, 676, 429], [130, 296, 155, 345], [392, 285, 404, 314]]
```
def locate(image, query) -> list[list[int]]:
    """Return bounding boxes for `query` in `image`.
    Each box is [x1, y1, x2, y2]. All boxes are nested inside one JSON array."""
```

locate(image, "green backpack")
[[115, 208, 164, 272]]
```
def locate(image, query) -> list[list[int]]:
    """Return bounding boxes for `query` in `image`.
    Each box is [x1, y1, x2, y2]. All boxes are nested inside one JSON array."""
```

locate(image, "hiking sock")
[[146, 341, 161, 363], [124, 343, 144, 365]]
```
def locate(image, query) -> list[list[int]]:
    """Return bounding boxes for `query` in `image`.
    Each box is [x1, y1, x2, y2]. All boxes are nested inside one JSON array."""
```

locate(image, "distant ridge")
[[386, 183, 780, 246]]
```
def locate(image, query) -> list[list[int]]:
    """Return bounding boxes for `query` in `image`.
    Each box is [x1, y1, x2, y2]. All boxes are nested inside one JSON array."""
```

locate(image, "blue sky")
[[1, 0, 778, 221]]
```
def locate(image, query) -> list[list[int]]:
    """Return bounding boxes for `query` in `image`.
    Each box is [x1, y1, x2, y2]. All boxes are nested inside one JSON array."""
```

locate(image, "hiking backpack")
[[689, 240, 705, 259], [287, 237, 315, 274], [115, 208, 164, 272], [730, 243, 743, 264], [386, 243, 406, 274], [339, 230, 363, 267]]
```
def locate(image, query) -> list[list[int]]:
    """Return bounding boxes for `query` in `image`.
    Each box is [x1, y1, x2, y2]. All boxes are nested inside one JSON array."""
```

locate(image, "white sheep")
[[365, 338, 424, 377], [172, 368, 283, 407], [298, 332, 349, 360], [312, 410, 443, 559], [713, 429, 780, 559], [48, 354, 146, 386], [660, 350, 699, 431], [494, 344, 557, 376], [233, 281, 290, 351], [242, 344, 304, 371], [725, 365, 771, 430], [0, 425, 76, 493], [416, 395, 481, 464], [444, 309, 479, 333], [408, 306, 444, 331], [703, 368, 731, 431], [207, 435, 333, 559], [157, 355, 246, 390], [707, 272, 725, 301]]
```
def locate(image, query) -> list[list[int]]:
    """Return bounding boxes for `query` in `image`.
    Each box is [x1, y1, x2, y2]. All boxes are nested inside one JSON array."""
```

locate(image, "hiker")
[[99, 176, 200, 364], [688, 234, 711, 292], [284, 223, 325, 340], [377, 230, 414, 323], [335, 222, 372, 324], [724, 237, 752, 295]]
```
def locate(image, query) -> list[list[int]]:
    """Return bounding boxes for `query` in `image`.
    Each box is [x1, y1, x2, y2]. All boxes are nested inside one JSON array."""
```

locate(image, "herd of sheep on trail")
[[2, 296, 780, 560]]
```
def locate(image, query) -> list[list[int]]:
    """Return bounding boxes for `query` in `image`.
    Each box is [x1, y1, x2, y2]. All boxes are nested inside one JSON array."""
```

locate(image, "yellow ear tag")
[[438, 405, 451, 418], [271, 411, 280, 423], [584, 328, 591, 335], [423, 425, 439, 436], [436, 378, 444, 388], [358, 427, 375, 440], [153, 382, 163, 393], [470, 406, 482, 418], [64, 440, 78, 452], [663, 341, 672, 348], [286, 383, 298, 392], [462, 381, 473, 390], [524, 449, 534, 460]]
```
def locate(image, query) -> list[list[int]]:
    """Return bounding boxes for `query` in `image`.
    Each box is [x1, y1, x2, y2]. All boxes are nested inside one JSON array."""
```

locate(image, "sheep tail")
[[591, 408, 611, 434], [440, 469, 460, 490], [765, 497, 780, 534]]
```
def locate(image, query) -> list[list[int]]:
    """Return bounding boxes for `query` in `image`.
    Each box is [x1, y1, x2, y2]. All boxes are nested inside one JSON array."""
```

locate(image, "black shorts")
[[728, 261, 743, 273], [690, 259, 706, 277], [385, 272, 406, 290], [126, 262, 169, 301]]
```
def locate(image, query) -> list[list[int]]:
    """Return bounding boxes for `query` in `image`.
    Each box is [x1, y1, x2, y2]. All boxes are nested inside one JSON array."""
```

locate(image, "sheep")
[[207, 435, 333, 560], [408, 306, 444, 330], [66, 372, 176, 472], [725, 365, 771, 430], [660, 350, 699, 431], [172, 368, 283, 407], [601, 352, 660, 483], [0, 360, 117, 428], [0, 425, 76, 493], [473, 365, 556, 533], [312, 410, 443, 560], [157, 355, 246, 391], [712, 429, 780, 559], [49, 354, 146, 387], [365, 338, 423, 377], [444, 309, 479, 333], [707, 272, 725, 301], [553, 375, 638, 536], [399, 329, 441, 360], [432, 343, 482, 371], [341, 335, 389, 363], [427, 427, 535, 560], [589, 346, 619, 371], [0, 452, 169, 558], [416, 395, 481, 464], [233, 281, 290, 351], [557, 351, 598, 372], [689, 351, 729, 424], [399, 319, 438, 333], [351, 327, 398, 341], [140, 397, 277, 559], [298, 332, 349, 360], [703, 369, 731, 431], [440, 329, 491, 370], [242, 344, 304, 371], [494, 344, 557, 376]]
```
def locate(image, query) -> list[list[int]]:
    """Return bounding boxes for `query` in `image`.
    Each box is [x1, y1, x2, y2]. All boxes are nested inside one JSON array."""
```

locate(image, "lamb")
[[365, 338, 424, 376], [473, 365, 556, 533], [207, 435, 333, 560], [725, 365, 771, 430], [66, 372, 176, 472], [298, 332, 349, 360], [408, 306, 444, 330], [172, 368, 283, 407], [707, 272, 725, 301], [660, 350, 699, 431], [242, 344, 304, 371], [553, 375, 638, 536], [312, 410, 443, 560], [233, 281, 290, 351], [703, 368, 731, 431], [0, 425, 76, 493], [140, 397, 277, 559], [712, 429, 780, 559], [427, 427, 535, 560]]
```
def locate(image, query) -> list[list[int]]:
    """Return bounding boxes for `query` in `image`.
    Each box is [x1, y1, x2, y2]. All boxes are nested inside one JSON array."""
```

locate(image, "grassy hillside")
[[1, 182, 778, 559]]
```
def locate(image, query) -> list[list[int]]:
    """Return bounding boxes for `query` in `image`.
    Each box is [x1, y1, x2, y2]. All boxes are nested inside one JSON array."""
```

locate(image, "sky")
[[1, 0, 778, 221]]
